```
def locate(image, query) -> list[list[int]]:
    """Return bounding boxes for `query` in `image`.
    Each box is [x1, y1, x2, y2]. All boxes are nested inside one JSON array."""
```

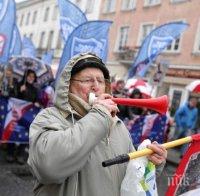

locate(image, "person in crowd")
[[27, 53, 167, 196], [16, 69, 38, 103], [112, 79, 128, 120], [127, 88, 144, 119], [174, 97, 198, 156], [38, 80, 55, 108], [6, 69, 39, 164], [0, 63, 17, 97]]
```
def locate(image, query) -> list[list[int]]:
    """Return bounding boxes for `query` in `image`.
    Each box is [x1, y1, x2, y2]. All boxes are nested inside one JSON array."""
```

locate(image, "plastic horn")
[[102, 134, 200, 167], [89, 93, 168, 115]]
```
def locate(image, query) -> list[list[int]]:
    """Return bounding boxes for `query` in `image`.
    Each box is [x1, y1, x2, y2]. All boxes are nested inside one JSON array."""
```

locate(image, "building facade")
[[99, 0, 200, 110], [16, 0, 102, 74]]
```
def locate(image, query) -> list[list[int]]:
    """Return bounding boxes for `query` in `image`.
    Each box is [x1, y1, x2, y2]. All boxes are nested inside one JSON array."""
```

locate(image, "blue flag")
[[9, 24, 22, 56], [21, 36, 37, 58], [0, 0, 15, 64], [58, 0, 87, 43], [56, 20, 112, 78], [41, 49, 54, 66], [128, 22, 189, 78]]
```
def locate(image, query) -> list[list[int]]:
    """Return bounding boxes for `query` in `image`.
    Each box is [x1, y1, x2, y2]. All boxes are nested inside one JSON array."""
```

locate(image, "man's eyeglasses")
[[71, 77, 107, 86]]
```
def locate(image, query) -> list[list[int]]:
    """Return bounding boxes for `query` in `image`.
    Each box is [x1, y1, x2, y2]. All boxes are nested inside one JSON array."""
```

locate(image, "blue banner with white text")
[[58, 0, 87, 43], [128, 22, 189, 78], [56, 20, 112, 78], [0, 0, 15, 64]]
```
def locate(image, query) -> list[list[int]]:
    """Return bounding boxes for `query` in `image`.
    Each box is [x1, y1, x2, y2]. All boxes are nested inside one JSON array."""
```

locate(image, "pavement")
[[0, 146, 181, 196], [157, 148, 181, 195], [0, 147, 34, 196]]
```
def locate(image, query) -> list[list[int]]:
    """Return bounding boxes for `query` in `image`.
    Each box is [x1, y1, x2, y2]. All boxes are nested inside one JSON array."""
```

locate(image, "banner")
[[41, 49, 54, 66], [56, 20, 112, 78], [58, 0, 87, 43], [0, 96, 41, 143], [21, 36, 37, 58], [9, 24, 22, 56], [128, 22, 189, 78], [125, 113, 168, 147], [0, 0, 15, 64]]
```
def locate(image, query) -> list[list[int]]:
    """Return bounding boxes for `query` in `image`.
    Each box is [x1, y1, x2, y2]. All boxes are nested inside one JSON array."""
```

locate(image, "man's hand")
[[147, 141, 167, 165], [93, 94, 119, 117]]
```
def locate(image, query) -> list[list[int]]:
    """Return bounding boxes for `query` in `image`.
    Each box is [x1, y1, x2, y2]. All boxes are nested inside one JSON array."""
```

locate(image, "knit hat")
[[71, 56, 110, 80]]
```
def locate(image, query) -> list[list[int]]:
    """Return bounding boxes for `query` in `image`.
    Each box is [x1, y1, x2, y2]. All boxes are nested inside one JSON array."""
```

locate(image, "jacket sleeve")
[[28, 105, 113, 184], [191, 109, 198, 130], [174, 106, 185, 127]]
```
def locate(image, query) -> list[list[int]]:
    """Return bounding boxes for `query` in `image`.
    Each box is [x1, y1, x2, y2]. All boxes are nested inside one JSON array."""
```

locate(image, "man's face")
[[69, 67, 106, 103]]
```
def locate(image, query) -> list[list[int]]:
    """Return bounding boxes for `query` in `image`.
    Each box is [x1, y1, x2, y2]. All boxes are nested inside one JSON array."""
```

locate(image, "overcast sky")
[[15, 0, 28, 3]]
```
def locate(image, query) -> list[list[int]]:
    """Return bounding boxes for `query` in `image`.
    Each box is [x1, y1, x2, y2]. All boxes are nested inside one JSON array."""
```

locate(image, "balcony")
[[114, 46, 136, 64]]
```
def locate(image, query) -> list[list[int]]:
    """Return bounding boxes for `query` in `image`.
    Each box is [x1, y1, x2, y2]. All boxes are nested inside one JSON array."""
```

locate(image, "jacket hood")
[[53, 53, 111, 115]]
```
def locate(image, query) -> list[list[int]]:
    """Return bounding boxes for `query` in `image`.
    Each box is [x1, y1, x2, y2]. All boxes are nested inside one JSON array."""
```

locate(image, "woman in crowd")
[[6, 69, 39, 164], [16, 69, 38, 103], [0, 64, 17, 97]]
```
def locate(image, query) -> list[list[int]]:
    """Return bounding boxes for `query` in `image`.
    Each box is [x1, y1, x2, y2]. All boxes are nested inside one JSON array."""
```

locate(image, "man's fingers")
[[97, 93, 112, 100], [147, 143, 167, 158], [147, 154, 164, 165]]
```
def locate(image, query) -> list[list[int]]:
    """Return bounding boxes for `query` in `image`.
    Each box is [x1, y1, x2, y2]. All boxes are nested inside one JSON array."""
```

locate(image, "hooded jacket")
[[28, 53, 135, 196]]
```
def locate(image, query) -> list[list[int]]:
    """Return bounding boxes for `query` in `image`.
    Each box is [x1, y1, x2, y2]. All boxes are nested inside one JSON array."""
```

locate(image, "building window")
[[166, 38, 180, 52], [198, 38, 200, 51], [32, 11, 37, 24], [193, 22, 200, 54], [57, 31, 62, 49], [144, 0, 161, 6], [75, 0, 81, 7], [138, 23, 154, 45], [117, 26, 130, 51], [170, 90, 182, 116], [47, 31, 54, 50], [52, 5, 58, 20], [170, 0, 188, 3], [39, 32, 45, 48], [20, 14, 24, 26], [26, 12, 30, 25], [44, 7, 50, 22], [103, 0, 116, 13], [85, 0, 95, 13], [121, 0, 136, 10], [30, 33, 33, 40], [197, 34, 200, 52]]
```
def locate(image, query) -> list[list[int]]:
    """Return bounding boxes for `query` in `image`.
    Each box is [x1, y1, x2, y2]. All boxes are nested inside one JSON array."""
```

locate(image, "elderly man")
[[28, 53, 167, 196]]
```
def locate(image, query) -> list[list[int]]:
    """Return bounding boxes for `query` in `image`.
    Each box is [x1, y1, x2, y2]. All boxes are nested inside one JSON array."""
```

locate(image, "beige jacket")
[[28, 53, 134, 196]]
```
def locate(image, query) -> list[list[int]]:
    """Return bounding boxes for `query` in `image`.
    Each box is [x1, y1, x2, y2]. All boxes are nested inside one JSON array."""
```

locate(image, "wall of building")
[[99, 0, 200, 107], [16, 0, 102, 73]]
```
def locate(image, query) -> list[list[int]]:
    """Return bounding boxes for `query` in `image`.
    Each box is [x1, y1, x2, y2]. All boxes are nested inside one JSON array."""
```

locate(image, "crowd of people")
[[0, 53, 199, 195], [0, 63, 55, 164], [1, 59, 199, 165]]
